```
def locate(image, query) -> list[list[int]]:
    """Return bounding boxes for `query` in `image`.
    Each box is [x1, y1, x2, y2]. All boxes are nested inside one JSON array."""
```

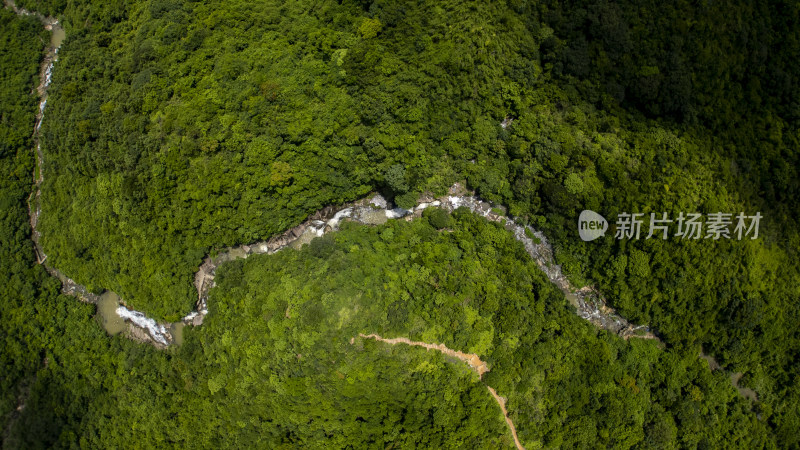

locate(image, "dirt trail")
[[487, 386, 524, 450], [358, 333, 524, 450], [359, 334, 489, 377]]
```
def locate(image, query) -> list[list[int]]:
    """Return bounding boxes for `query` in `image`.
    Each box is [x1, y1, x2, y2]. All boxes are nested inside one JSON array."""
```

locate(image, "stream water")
[[179, 187, 658, 346], [50, 27, 65, 47], [97, 291, 125, 335]]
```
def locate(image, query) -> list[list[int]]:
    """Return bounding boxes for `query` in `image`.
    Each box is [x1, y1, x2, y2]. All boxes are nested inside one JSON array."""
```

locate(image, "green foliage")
[[0, 11, 133, 447], [384, 163, 409, 195], [187, 212, 768, 448], [0, 10, 43, 158], [2, 0, 799, 447], [423, 207, 453, 230], [627, 248, 650, 279], [0, 7, 50, 434], [358, 17, 382, 39], [395, 191, 418, 210], [564, 172, 584, 195]]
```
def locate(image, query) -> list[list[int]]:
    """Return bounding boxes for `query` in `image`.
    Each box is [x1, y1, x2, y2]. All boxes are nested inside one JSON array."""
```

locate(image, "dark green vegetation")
[[205, 212, 771, 448], [0, 15, 516, 445], [0, 6, 57, 439], [0, 8, 123, 447], [3, 0, 799, 446], [1, 173, 773, 448]]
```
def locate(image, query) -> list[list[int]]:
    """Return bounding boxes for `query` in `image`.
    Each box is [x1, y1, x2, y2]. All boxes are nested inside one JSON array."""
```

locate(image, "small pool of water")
[[564, 292, 580, 308], [97, 291, 126, 335], [50, 27, 65, 48], [170, 322, 185, 346]]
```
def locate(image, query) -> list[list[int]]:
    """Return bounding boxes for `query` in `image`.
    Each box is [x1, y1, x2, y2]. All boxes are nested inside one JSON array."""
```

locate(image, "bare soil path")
[[358, 333, 524, 450]]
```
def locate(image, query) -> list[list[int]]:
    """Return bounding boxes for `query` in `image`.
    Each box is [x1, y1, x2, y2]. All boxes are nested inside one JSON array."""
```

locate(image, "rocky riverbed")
[[179, 184, 657, 345]]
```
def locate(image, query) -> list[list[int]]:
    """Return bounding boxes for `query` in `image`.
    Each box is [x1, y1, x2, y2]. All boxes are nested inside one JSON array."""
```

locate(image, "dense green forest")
[[1, 165, 774, 448], [201, 211, 773, 448], [0, 5, 55, 438], [0, 7, 117, 446], [2, 0, 799, 447]]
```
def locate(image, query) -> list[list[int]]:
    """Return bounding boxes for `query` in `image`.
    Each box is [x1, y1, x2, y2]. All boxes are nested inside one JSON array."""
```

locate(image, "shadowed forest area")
[[1, 0, 798, 447]]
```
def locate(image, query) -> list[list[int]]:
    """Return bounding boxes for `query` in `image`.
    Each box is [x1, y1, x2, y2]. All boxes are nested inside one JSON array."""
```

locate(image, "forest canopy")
[[1, 0, 799, 447]]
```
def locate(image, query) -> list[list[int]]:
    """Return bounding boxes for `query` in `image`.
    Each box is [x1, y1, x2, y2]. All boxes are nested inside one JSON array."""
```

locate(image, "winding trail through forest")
[[358, 334, 489, 377], [358, 333, 524, 450]]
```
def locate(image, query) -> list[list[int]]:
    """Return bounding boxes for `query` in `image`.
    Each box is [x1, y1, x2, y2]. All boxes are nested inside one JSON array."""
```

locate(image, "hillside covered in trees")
[[2, 0, 799, 447]]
